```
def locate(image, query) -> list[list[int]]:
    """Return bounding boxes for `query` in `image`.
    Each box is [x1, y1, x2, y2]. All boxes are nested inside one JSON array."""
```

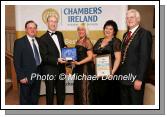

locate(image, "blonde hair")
[[77, 23, 89, 37], [126, 9, 141, 23]]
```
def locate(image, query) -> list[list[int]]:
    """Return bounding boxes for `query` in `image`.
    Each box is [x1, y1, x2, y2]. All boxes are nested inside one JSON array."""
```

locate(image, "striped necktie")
[[32, 39, 40, 66], [125, 31, 132, 44]]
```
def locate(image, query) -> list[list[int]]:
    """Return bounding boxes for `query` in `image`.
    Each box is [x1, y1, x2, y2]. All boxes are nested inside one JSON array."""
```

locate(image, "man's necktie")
[[125, 31, 132, 44], [32, 39, 40, 66]]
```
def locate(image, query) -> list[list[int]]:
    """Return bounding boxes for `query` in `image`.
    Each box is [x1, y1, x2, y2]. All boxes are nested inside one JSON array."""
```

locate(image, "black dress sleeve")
[[85, 39, 93, 50], [113, 38, 122, 52]]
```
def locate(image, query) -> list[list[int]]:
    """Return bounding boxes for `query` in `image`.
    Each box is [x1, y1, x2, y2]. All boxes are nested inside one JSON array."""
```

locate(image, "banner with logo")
[[15, 5, 127, 45]]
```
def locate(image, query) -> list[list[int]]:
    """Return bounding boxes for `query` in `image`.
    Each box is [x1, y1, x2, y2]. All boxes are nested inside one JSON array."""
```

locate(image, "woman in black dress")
[[92, 20, 122, 105], [72, 23, 94, 105]]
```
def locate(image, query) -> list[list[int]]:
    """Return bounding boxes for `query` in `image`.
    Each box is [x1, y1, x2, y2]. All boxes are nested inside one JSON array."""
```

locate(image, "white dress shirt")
[[48, 30, 62, 57], [129, 25, 139, 36]]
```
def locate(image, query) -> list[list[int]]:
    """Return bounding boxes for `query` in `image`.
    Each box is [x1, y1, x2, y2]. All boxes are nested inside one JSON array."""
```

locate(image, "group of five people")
[[13, 9, 152, 105]]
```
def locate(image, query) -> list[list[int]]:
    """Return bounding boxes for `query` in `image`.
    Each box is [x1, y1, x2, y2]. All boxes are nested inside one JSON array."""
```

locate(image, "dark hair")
[[103, 20, 118, 37], [25, 20, 37, 28]]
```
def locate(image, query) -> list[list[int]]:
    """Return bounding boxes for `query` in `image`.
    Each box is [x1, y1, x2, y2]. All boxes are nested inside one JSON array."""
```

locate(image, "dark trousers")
[[107, 80, 121, 105], [91, 80, 108, 105], [19, 80, 41, 105], [120, 84, 145, 105], [45, 77, 65, 105], [91, 79, 121, 105], [74, 80, 83, 105]]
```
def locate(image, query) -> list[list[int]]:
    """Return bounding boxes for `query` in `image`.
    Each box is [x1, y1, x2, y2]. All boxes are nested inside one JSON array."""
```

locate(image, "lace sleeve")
[[85, 38, 93, 50], [113, 38, 122, 52]]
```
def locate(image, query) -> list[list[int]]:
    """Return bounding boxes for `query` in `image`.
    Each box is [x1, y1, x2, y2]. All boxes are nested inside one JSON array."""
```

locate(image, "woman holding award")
[[72, 23, 94, 105], [92, 20, 121, 104]]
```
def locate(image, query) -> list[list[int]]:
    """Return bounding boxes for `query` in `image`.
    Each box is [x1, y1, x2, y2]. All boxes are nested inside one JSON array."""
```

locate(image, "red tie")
[[125, 31, 132, 44]]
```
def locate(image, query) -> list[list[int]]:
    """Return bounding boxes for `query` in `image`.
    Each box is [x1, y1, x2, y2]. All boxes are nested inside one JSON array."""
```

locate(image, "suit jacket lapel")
[[24, 36, 36, 63], [45, 32, 61, 53], [129, 27, 141, 47], [56, 31, 63, 48], [36, 37, 40, 44]]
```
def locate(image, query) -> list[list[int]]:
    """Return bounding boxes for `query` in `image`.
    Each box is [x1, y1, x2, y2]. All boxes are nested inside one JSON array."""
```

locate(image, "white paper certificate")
[[95, 54, 112, 77]]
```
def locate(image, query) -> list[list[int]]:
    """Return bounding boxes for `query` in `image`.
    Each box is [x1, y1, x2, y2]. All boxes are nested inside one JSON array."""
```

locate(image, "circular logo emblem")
[[42, 8, 59, 24]]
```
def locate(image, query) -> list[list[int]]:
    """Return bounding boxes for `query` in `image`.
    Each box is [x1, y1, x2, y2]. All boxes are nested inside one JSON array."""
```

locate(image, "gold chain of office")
[[121, 27, 140, 64]]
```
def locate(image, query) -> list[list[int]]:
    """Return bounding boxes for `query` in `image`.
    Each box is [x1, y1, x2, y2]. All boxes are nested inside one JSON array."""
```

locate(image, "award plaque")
[[95, 54, 112, 77], [61, 48, 77, 61]]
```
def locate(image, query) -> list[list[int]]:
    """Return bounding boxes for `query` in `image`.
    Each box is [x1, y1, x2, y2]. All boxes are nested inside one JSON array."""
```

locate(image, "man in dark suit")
[[13, 20, 41, 105], [120, 9, 152, 105], [39, 15, 66, 105]]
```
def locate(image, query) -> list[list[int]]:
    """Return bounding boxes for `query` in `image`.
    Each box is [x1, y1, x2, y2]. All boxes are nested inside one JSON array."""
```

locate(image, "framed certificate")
[[95, 54, 112, 77], [61, 48, 77, 61]]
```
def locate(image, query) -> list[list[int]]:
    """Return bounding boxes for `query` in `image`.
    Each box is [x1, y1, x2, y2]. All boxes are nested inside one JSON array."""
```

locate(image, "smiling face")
[[104, 25, 114, 38], [126, 11, 140, 29], [47, 16, 58, 32], [25, 22, 37, 38], [77, 26, 86, 39]]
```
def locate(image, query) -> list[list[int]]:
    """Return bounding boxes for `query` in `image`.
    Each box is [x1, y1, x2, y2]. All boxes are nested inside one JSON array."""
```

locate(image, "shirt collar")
[[48, 29, 56, 33], [129, 25, 139, 34], [27, 35, 36, 42]]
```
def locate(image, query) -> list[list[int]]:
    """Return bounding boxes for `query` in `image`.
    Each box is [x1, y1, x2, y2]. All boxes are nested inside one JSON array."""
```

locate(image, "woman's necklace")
[[101, 37, 112, 48]]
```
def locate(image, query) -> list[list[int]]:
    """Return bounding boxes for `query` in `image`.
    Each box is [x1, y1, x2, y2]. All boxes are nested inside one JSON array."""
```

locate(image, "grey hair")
[[126, 9, 141, 23]]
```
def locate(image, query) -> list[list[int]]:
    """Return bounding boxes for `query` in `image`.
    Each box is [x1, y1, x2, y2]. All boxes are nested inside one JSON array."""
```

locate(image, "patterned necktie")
[[32, 39, 40, 66], [125, 31, 132, 44]]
